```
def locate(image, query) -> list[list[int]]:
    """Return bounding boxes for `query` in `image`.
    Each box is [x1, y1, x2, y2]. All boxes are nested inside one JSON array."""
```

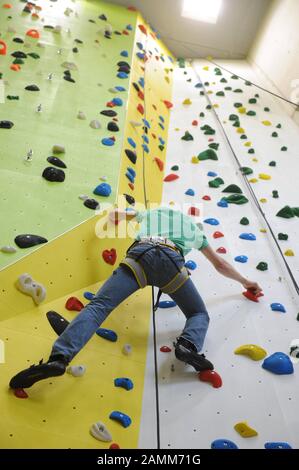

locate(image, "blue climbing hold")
[[185, 189, 195, 196], [115, 86, 126, 92], [159, 137, 165, 145], [126, 24, 133, 31], [235, 255, 248, 263], [117, 72, 128, 79], [211, 439, 238, 450], [204, 218, 220, 226], [112, 97, 123, 107], [138, 77, 145, 88], [102, 137, 115, 146], [120, 50, 128, 57], [195, 82, 203, 88], [136, 42, 144, 50], [207, 171, 218, 177], [217, 200, 228, 208], [84, 291, 95, 301], [159, 123, 165, 130], [114, 378, 134, 391], [271, 303, 286, 313], [96, 328, 118, 342], [136, 52, 146, 60], [127, 167, 136, 178], [93, 183, 112, 197], [264, 442, 292, 450], [185, 260, 197, 270], [126, 171, 135, 183], [159, 115, 165, 123], [262, 352, 294, 375], [158, 300, 177, 309], [142, 144, 149, 153], [168, 56, 174, 63], [109, 411, 132, 428], [142, 134, 149, 144], [239, 233, 257, 241], [127, 137, 136, 148], [142, 118, 150, 128]]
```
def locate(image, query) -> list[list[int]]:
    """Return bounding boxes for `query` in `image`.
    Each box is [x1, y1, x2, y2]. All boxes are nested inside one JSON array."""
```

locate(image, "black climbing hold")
[[23, 5, 31, 13], [25, 85, 40, 92], [118, 65, 130, 74], [269, 161, 276, 167], [11, 51, 27, 58], [125, 149, 137, 165], [63, 75, 76, 83], [100, 110, 117, 117], [133, 82, 140, 92], [107, 122, 119, 132], [84, 199, 100, 210], [124, 194, 135, 205], [72, 47, 78, 53], [15, 234, 48, 249], [114, 31, 122, 35], [44, 25, 55, 29], [117, 61, 130, 68], [74, 38, 83, 44], [42, 167, 65, 182], [7, 96, 19, 100], [13, 38, 24, 44], [0, 121, 14, 129], [89, 19, 96, 24], [99, 14, 107, 21], [13, 58, 24, 65], [46, 311, 69, 336], [47, 156, 67, 169], [278, 233, 288, 241]]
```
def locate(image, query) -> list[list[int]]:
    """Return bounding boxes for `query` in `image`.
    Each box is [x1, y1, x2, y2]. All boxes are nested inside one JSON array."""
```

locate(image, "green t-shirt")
[[136, 207, 209, 256]]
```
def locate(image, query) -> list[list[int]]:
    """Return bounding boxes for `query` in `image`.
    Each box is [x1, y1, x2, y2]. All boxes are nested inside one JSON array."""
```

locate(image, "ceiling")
[[107, 0, 272, 59]]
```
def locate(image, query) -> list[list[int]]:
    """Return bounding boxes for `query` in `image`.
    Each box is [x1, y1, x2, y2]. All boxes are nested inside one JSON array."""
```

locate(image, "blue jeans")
[[51, 243, 210, 363]]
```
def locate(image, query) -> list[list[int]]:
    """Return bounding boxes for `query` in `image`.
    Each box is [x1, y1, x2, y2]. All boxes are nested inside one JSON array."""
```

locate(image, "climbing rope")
[[192, 66, 299, 297]]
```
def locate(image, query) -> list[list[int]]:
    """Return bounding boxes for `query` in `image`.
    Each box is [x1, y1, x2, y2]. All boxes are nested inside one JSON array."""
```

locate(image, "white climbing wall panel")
[[139, 61, 299, 449]]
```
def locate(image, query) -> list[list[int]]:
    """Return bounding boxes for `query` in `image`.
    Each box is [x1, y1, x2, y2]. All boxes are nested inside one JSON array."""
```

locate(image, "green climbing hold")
[[248, 149, 255, 154], [208, 143, 219, 150], [159, 145, 164, 152], [297, 313, 299, 322], [234, 89, 243, 93], [278, 233, 288, 241], [229, 114, 239, 121], [269, 161, 276, 167], [272, 132, 278, 137], [264, 107, 270, 112], [178, 57, 185, 68], [276, 124, 282, 129], [240, 167, 253, 176], [216, 91, 225, 97], [181, 131, 194, 141], [199, 112, 205, 118], [281, 147, 288, 151], [171, 165, 179, 171], [222, 194, 249, 205], [249, 98, 257, 104], [245, 81, 252, 86], [257, 262, 268, 271], [234, 103, 243, 108], [272, 190, 279, 199], [28, 52, 40, 59], [206, 105, 212, 110], [214, 68, 222, 76], [13, 58, 24, 65], [240, 217, 250, 226], [231, 75, 239, 80], [225, 86, 232, 91], [220, 78, 228, 83], [240, 135, 247, 140], [276, 206, 295, 219], [198, 149, 218, 161], [209, 177, 225, 188], [201, 125, 215, 135], [200, 91, 205, 96], [247, 111, 256, 116], [233, 121, 241, 128], [222, 184, 243, 194], [293, 208, 299, 217]]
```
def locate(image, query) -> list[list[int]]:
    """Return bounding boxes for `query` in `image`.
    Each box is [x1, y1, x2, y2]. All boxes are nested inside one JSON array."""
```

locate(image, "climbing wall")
[[143, 60, 299, 449]]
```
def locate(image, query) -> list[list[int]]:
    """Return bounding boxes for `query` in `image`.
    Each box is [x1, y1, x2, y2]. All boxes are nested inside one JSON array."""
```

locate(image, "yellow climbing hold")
[[249, 178, 258, 183], [207, 90, 213, 95], [234, 344, 267, 361], [244, 142, 252, 147], [191, 156, 199, 164], [260, 229, 267, 233], [169, 201, 175, 206], [183, 98, 192, 105], [260, 198, 267, 203], [285, 250, 295, 257], [238, 107, 247, 114], [262, 120, 272, 126], [234, 422, 258, 438], [259, 174, 271, 180], [206, 55, 213, 61], [213, 104, 219, 108], [175, 128, 180, 131], [203, 66, 209, 71], [252, 158, 258, 162], [165, 76, 170, 84], [236, 128, 245, 134]]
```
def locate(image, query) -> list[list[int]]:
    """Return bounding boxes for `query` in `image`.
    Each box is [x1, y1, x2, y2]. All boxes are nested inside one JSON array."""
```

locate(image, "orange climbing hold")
[[128, 183, 134, 191], [192, 120, 198, 126], [138, 24, 147, 35], [213, 231, 224, 239], [198, 370, 222, 389], [163, 100, 174, 109], [138, 90, 145, 100], [65, 297, 84, 312], [26, 29, 40, 39], [128, 6, 137, 11], [243, 289, 264, 303], [3, 3, 12, 8], [0, 40, 7, 55], [102, 249, 117, 266], [10, 64, 21, 71], [164, 174, 179, 182], [154, 157, 164, 172], [137, 103, 144, 115]]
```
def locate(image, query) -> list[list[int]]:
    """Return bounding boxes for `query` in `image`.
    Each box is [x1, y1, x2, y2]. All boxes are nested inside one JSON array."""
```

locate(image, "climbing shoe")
[[174, 337, 214, 372], [9, 358, 66, 389]]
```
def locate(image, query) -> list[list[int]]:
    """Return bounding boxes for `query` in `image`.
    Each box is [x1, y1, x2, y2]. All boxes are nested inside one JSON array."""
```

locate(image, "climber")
[[9, 206, 262, 389]]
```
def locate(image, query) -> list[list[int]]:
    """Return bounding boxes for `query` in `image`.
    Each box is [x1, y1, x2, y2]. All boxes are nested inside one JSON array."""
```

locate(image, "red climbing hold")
[[138, 90, 145, 100], [202, 195, 211, 201], [154, 157, 164, 172], [164, 174, 179, 182], [188, 207, 200, 217], [137, 103, 144, 115], [216, 247, 227, 254], [0, 40, 7, 56], [110, 443, 120, 449], [243, 289, 264, 303], [208, 138, 214, 142], [65, 297, 84, 312], [213, 231, 224, 239], [102, 249, 117, 266], [163, 100, 174, 109], [138, 24, 147, 35], [122, 30, 129, 36], [192, 120, 198, 126], [160, 346, 172, 353], [128, 6, 137, 11], [106, 101, 115, 108], [14, 388, 28, 399], [26, 29, 40, 39], [198, 370, 222, 388]]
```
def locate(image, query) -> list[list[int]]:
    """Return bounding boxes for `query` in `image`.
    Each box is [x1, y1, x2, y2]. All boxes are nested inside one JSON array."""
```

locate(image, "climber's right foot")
[[9, 359, 66, 390], [175, 337, 214, 372]]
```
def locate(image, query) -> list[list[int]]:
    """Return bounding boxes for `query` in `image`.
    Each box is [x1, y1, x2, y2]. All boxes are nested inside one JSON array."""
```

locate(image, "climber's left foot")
[[175, 337, 214, 372], [9, 359, 66, 390]]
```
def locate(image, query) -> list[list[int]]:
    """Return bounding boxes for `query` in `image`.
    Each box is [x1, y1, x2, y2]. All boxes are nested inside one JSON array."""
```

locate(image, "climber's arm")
[[201, 245, 262, 294]]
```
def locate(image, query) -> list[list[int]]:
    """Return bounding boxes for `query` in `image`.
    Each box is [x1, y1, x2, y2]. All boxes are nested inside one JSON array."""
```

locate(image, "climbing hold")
[[65, 297, 84, 312], [120, 50, 128, 57], [163, 100, 173, 109], [90, 422, 112, 443], [222, 195, 249, 205], [192, 120, 198, 126], [160, 346, 172, 353], [216, 247, 227, 254], [96, 328, 117, 342], [234, 345, 267, 361], [67, 365, 86, 377], [276, 206, 296, 219], [181, 131, 194, 141], [164, 174, 179, 182], [137, 103, 144, 115], [269, 161, 276, 167], [102, 249, 117, 265], [235, 256, 248, 264], [240, 167, 253, 175], [281, 146, 288, 151], [90, 120, 101, 129], [107, 122, 119, 132], [240, 217, 250, 225], [204, 218, 220, 226], [185, 189, 195, 196], [217, 200, 229, 208], [94, 183, 112, 197], [26, 29, 40, 39], [0, 40, 7, 55], [212, 231, 224, 240], [285, 249, 295, 257], [222, 184, 242, 194], [188, 207, 200, 217], [158, 300, 177, 309], [100, 110, 117, 117], [209, 177, 225, 188], [271, 303, 286, 313], [239, 233, 256, 241], [124, 194, 135, 205], [1, 246, 16, 253], [46, 311, 69, 336], [0, 121, 14, 129], [198, 370, 222, 388], [259, 174, 271, 180], [114, 378, 134, 391], [109, 411, 131, 428], [42, 167, 65, 183], [198, 149, 218, 161], [262, 120, 272, 126], [16, 273, 46, 305], [278, 233, 288, 241], [84, 292, 95, 301], [264, 442, 292, 450], [15, 234, 47, 249], [84, 199, 100, 210], [25, 85, 40, 92], [122, 344, 132, 356], [272, 190, 279, 199], [262, 352, 294, 375], [202, 195, 211, 201], [243, 289, 264, 302], [154, 157, 164, 172], [234, 422, 258, 438], [47, 156, 67, 169], [211, 439, 238, 450], [185, 260, 197, 270], [191, 156, 199, 164], [52, 145, 65, 154], [256, 262, 268, 271], [102, 137, 115, 146], [14, 388, 29, 399], [125, 149, 137, 165]]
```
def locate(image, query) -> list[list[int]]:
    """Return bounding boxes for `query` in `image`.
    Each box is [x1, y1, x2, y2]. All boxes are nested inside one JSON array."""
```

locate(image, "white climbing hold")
[[130, 121, 142, 128], [100, 176, 107, 181], [90, 422, 112, 442], [1, 246, 17, 254], [16, 273, 46, 305], [122, 344, 132, 356], [77, 111, 86, 120], [90, 120, 101, 129], [108, 87, 118, 94], [67, 365, 86, 377], [79, 194, 89, 201], [61, 61, 78, 71], [37, 42, 46, 48]]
